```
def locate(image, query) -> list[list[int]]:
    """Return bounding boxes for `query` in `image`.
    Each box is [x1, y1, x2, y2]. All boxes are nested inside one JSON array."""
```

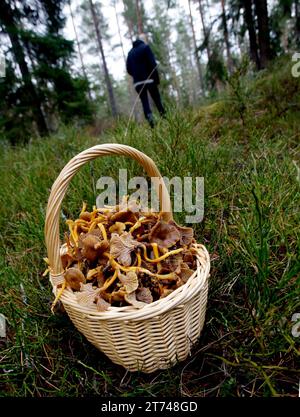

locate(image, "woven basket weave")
[[45, 144, 210, 373]]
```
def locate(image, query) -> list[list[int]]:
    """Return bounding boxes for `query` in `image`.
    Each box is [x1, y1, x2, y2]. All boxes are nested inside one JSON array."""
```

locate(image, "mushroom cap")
[[110, 232, 141, 266], [182, 249, 197, 269], [124, 291, 147, 308], [109, 222, 126, 235], [136, 287, 153, 304], [79, 211, 92, 222], [110, 209, 138, 224], [95, 294, 110, 311], [80, 233, 108, 262], [158, 252, 183, 274], [169, 220, 194, 246], [64, 267, 86, 291], [118, 271, 139, 293], [149, 220, 180, 248], [160, 288, 174, 298], [180, 263, 194, 283], [76, 283, 98, 306], [61, 252, 74, 269]]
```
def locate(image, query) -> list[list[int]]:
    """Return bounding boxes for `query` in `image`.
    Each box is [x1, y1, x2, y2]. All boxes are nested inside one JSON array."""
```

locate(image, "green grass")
[[0, 56, 299, 397]]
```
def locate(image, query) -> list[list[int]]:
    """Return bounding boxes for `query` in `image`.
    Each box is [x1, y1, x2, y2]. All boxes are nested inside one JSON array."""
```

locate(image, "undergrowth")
[[0, 56, 299, 397]]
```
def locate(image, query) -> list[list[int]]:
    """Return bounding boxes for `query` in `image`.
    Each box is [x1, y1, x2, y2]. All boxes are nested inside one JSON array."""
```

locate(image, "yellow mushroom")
[[64, 267, 86, 291], [141, 245, 183, 263], [103, 252, 177, 280], [51, 281, 66, 313], [97, 223, 108, 241], [100, 268, 119, 292]]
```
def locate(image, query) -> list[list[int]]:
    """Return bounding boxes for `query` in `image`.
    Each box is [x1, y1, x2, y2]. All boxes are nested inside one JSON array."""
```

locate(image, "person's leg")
[[135, 84, 154, 127], [148, 83, 166, 116]]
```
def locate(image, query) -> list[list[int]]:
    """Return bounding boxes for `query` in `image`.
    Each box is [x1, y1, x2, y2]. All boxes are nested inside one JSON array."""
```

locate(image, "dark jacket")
[[126, 40, 160, 85]]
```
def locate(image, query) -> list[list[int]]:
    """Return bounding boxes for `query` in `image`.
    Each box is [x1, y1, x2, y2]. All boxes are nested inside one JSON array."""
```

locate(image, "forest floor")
[[1, 56, 299, 397]]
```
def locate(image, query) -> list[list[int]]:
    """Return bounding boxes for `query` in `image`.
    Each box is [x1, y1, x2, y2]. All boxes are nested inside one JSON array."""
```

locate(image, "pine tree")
[[174, 15, 200, 105], [220, 0, 233, 73], [113, 0, 138, 119], [0, 0, 48, 137], [69, 0, 92, 100], [0, 0, 93, 142], [188, 0, 205, 92], [254, 0, 272, 68], [88, 0, 118, 117], [242, 0, 260, 69], [296, 0, 300, 46], [135, 0, 144, 34]]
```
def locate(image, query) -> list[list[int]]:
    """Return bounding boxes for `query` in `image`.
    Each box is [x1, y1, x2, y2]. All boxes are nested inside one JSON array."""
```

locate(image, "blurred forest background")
[[1, 0, 300, 144]]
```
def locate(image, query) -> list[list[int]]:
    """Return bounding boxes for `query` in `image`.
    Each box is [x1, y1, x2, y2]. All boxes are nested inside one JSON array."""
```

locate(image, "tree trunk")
[[122, 0, 135, 43], [198, 0, 212, 63], [221, 0, 233, 73], [188, 0, 204, 92], [69, 1, 92, 101], [254, 0, 271, 68], [243, 0, 260, 70], [295, 0, 300, 47], [113, 0, 138, 119], [1, 1, 48, 136], [89, 0, 118, 117], [135, 0, 143, 34]]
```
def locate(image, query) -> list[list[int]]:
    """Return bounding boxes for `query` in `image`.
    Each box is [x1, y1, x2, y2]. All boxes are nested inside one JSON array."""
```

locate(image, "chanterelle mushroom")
[[79, 211, 92, 222], [124, 292, 147, 308], [110, 232, 141, 266], [109, 222, 126, 235], [95, 293, 110, 311], [118, 271, 139, 293], [54, 199, 199, 310], [80, 233, 109, 262], [136, 287, 153, 304], [169, 220, 194, 246], [149, 220, 180, 248], [64, 267, 85, 291]]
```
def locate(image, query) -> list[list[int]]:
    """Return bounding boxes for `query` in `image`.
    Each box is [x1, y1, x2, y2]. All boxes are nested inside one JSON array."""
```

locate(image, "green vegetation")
[[0, 58, 299, 397]]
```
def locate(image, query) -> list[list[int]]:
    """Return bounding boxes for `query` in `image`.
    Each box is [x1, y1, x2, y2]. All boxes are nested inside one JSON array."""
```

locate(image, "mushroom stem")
[[51, 281, 66, 313], [151, 243, 161, 269], [80, 201, 87, 215], [103, 253, 177, 279], [136, 252, 142, 267], [141, 245, 183, 263], [101, 268, 118, 291], [43, 258, 51, 276], [98, 223, 108, 241], [86, 266, 101, 280], [66, 220, 79, 246], [129, 217, 146, 233], [88, 221, 97, 232]]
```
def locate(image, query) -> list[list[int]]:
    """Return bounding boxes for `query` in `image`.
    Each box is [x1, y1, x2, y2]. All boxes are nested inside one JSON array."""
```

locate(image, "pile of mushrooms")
[[50, 197, 198, 312]]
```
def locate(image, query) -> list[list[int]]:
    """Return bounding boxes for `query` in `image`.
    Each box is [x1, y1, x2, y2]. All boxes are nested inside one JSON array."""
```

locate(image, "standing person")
[[126, 33, 166, 128]]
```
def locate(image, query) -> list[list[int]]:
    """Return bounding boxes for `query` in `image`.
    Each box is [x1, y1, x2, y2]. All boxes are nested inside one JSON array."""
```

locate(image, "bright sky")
[[64, 0, 221, 81]]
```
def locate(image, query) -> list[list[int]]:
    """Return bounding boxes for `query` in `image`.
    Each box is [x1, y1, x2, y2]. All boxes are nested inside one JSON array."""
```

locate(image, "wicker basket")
[[45, 144, 210, 373]]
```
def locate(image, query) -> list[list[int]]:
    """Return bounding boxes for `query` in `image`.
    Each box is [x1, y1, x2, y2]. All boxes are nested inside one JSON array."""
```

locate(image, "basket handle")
[[45, 143, 173, 275]]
